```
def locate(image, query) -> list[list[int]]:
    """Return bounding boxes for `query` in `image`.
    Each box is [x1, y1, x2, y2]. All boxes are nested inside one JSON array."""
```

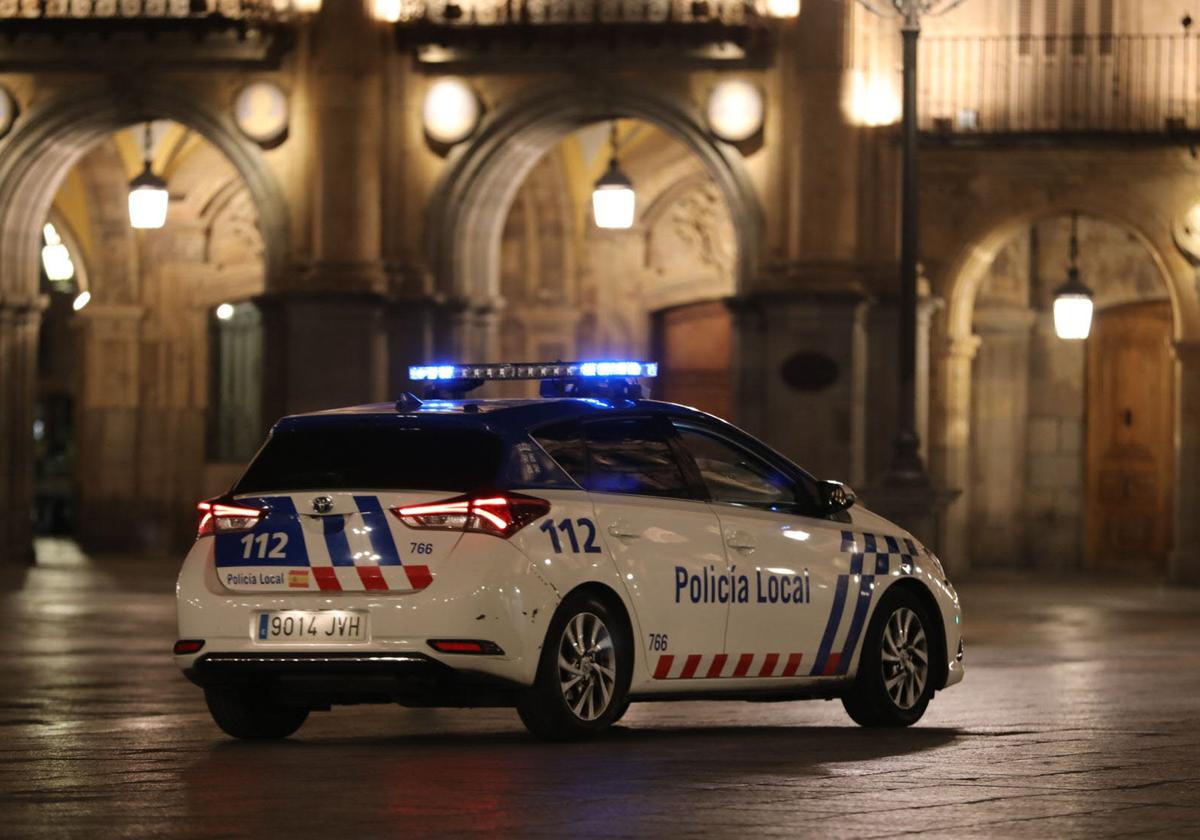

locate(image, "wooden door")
[[652, 300, 732, 419], [1085, 301, 1174, 575]]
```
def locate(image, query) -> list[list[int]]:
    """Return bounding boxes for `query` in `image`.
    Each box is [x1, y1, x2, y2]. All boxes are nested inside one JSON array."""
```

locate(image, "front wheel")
[[842, 587, 936, 727], [517, 594, 631, 741], [204, 685, 309, 740]]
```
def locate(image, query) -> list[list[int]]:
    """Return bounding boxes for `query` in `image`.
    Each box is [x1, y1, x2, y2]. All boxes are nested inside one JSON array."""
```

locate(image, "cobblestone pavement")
[[1, 539, 1198, 838]]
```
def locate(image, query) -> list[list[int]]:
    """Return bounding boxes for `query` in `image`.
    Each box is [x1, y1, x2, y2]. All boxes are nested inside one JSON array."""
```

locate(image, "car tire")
[[204, 685, 309, 740], [517, 593, 632, 741], [841, 586, 936, 728]]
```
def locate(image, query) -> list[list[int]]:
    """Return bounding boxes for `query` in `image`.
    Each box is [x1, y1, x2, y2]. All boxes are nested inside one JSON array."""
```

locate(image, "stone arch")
[[0, 80, 288, 306], [940, 206, 1181, 345], [426, 80, 763, 317], [931, 205, 1188, 577], [0, 81, 288, 561]]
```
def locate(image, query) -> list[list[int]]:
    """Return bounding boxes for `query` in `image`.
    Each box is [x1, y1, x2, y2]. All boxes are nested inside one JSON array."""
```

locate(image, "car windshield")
[[234, 425, 503, 494]]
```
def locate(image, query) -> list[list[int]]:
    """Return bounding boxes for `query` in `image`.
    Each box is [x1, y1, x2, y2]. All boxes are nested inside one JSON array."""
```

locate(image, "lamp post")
[[855, 0, 968, 482]]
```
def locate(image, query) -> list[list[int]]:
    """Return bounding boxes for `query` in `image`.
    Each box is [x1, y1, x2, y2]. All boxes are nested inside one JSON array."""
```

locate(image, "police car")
[[174, 361, 963, 740]]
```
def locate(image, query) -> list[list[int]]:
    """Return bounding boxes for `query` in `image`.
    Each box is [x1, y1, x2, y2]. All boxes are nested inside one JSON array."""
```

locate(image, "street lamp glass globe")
[[373, 0, 402, 21], [42, 242, 74, 282], [291, 0, 322, 12], [41, 223, 74, 282], [762, 0, 800, 17], [592, 184, 636, 229], [707, 80, 764, 142], [216, 303, 235, 321], [128, 164, 169, 230], [422, 79, 481, 145], [1053, 293, 1094, 340], [72, 290, 91, 312]]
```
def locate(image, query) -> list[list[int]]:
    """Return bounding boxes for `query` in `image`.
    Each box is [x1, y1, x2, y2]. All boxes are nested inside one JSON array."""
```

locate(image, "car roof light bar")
[[407, 360, 658, 400], [408, 361, 658, 382]]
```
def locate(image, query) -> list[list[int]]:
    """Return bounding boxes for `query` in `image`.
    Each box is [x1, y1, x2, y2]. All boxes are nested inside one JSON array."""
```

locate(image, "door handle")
[[725, 532, 756, 552], [607, 522, 641, 539]]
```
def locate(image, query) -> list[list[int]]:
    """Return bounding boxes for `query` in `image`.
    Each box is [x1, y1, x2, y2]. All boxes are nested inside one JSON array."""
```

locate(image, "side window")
[[504, 440, 578, 490], [530, 420, 587, 486], [582, 417, 692, 499], [672, 423, 799, 509]]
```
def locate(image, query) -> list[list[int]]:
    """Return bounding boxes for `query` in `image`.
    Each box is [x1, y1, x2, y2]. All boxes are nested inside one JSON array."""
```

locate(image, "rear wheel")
[[204, 685, 309, 740], [517, 594, 631, 741], [842, 587, 935, 727]]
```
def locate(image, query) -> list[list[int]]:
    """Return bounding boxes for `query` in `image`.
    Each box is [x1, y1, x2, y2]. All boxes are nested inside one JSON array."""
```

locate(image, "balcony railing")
[[0, 0, 287, 19], [920, 34, 1200, 135], [390, 0, 762, 27], [393, 0, 771, 64], [0, 0, 296, 69]]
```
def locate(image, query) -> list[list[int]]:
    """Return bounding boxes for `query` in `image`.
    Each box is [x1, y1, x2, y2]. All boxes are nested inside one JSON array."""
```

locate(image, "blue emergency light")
[[408, 361, 658, 381], [407, 360, 659, 400]]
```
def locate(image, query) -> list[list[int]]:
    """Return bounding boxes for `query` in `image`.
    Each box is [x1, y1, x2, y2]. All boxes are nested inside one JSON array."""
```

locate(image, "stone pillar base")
[[259, 293, 390, 420], [1169, 549, 1200, 586], [860, 475, 961, 562], [727, 285, 870, 483], [0, 301, 43, 566]]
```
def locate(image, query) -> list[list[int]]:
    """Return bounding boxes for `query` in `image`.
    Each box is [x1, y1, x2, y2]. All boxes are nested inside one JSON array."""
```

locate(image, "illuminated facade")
[[0, 0, 1197, 583]]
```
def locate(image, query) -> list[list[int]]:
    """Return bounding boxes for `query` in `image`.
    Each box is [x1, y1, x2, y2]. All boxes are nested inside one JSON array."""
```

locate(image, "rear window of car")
[[234, 425, 504, 494]]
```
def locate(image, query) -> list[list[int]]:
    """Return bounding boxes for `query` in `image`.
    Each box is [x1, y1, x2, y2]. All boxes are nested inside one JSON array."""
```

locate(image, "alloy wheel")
[[557, 612, 616, 722], [880, 606, 929, 710]]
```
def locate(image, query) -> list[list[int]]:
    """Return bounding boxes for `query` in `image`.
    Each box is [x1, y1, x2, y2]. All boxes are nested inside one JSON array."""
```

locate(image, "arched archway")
[[932, 208, 1185, 577], [425, 80, 763, 359], [940, 206, 1183, 345], [0, 81, 288, 305], [0, 82, 289, 562]]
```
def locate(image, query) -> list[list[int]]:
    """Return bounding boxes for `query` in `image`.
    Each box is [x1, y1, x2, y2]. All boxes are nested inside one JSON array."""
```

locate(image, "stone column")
[[387, 296, 435, 398], [969, 307, 1037, 567], [727, 295, 769, 438], [438, 301, 502, 366], [929, 332, 981, 572], [0, 302, 41, 565], [1170, 340, 1200, 585], [259, 293, 389, 420], [307, 1, 387, 295], [727, 289, 870, 484], [73, 304, 143, 551]]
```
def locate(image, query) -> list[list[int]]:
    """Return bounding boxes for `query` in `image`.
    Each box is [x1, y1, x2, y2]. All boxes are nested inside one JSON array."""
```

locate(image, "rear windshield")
[[235, 425, 504, 494]]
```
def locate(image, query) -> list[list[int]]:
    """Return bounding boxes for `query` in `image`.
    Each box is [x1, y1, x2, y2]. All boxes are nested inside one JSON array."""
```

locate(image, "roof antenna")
[[394, 392, 423, 412]]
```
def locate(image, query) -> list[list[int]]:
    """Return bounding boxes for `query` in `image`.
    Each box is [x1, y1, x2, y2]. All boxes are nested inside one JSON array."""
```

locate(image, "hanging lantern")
[[128, 123, 168, 230], [1053, 213, 1095, 340], [591, 121, 636, 230], [41, 223, 75, 283]]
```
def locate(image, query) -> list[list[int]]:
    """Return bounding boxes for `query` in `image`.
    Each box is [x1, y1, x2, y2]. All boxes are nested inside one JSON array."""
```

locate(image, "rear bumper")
[[185, 651, 525, 708]]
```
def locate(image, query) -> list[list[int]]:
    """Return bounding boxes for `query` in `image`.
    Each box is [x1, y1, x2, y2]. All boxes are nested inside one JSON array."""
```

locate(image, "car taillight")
[[196, 500, 264, 538], [391, 493, 549, 539]]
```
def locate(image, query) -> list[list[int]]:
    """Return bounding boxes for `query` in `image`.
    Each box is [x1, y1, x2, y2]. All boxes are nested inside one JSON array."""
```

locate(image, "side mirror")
[[818, 480, 856, 514]]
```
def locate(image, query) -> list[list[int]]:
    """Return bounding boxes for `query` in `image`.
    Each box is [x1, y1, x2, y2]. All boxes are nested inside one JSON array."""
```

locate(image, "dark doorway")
[[652, 300, 732, 418], [1085, 301, 1174, 574]]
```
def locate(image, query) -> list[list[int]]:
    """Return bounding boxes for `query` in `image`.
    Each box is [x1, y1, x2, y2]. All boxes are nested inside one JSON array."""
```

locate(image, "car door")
[[579, 415, 730, 686], [668, 419, 854, 682]]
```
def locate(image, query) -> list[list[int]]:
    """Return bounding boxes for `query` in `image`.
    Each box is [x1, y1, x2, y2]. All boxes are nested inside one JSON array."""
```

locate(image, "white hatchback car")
[[174, 362, 963, 740]]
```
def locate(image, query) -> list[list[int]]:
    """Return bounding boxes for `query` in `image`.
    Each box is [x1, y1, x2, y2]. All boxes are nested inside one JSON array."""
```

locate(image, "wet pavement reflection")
[[2, 540, 1199, 838]]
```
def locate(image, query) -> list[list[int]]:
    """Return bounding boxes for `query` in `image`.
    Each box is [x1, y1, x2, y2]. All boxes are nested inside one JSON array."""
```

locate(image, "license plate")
[[254, 611, 369, 643]]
